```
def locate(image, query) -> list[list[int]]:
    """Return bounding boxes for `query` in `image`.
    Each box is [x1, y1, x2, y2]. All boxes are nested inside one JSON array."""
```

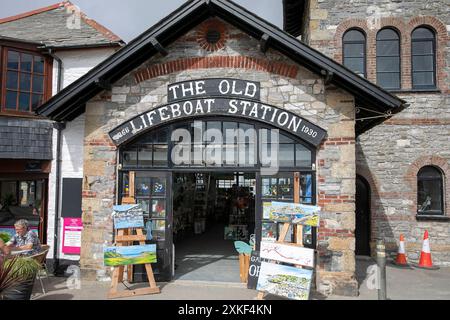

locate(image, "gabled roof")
[[35, 0, 407, 135], [0, 1, 124, 49]]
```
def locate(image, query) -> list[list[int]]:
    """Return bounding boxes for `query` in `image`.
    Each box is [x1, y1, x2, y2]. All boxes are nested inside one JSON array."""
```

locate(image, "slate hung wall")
[[79, 18, 359, 295]]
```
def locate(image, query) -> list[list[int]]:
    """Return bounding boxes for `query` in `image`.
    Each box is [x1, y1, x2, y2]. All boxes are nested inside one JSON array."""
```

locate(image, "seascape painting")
[[113, 204, 145, 229], [104, 244, 157, 266], [268, 202, 320, 227], [256, 262, 312, 300]]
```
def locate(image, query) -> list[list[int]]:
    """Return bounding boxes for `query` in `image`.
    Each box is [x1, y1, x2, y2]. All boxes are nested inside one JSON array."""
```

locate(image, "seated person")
[[0, 238, 11, 255], [6, 219, 41, 255]]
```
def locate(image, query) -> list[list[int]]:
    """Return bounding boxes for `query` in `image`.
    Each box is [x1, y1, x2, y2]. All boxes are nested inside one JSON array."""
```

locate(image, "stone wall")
[[306, 0, 450, 265], [78, 18, 359, 295]]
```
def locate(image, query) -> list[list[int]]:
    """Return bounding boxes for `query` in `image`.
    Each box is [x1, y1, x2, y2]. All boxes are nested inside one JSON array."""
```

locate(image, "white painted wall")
[[47, 47, 116, 261]]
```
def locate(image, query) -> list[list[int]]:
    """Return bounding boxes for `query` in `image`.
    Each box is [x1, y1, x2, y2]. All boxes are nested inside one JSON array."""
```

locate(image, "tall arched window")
[[343, 29, 366, 77], [412, 26, 436, 89], [376, 28, 401, 90], [417, 166, 444, 215]]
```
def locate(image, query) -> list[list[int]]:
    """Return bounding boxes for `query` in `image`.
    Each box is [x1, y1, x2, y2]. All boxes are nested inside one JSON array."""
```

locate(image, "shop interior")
[[172, 172, 255, 282]]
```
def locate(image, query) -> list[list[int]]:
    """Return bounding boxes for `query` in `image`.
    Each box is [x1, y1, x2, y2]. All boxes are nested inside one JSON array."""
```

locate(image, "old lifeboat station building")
[[37, 0, 407, 296]]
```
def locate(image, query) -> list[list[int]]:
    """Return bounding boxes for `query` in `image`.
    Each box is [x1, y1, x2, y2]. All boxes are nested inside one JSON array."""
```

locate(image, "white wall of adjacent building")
[[46, 47, 116, 260]]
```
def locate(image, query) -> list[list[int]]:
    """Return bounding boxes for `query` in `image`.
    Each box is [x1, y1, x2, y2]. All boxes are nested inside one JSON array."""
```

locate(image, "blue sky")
[[0, 0, 283, 42]]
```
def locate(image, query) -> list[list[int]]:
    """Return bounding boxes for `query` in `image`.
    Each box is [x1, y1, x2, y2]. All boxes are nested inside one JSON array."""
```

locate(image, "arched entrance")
[[116, 116, 320, 282], [355, 175, 371, 256]]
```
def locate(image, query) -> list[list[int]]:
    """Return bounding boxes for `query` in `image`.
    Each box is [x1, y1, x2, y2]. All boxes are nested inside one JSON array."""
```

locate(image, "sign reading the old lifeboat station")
[[109, 79, 327, 147]]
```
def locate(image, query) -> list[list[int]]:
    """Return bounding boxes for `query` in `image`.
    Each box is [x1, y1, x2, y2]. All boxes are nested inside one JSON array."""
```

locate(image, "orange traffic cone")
[[393, 234, 409, 267], [415, 230, 439, 270]]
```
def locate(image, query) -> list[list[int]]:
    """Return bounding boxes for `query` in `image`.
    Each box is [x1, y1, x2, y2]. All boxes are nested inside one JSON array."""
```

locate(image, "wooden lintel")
[[150, 37, 168, 56], [259, 33, 270, 53]]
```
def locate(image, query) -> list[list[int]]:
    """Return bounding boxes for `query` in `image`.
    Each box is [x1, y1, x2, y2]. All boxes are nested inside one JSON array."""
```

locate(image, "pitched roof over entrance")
[[35, 0, 406, 135], [0, 1, 124, 49]]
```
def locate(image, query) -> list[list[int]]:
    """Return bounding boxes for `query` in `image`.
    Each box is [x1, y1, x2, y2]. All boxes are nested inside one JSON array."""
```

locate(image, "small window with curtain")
[[376, 28, 401, 90], [343, 29, 366, 77], [411, 27, 436, 89], [2, 48, 48, 113], [417, 166, 444, 216]]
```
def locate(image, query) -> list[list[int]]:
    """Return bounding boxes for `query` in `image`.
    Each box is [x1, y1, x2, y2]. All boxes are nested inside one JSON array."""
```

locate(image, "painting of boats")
[[268, 202, 320, 227], [256, 262, 312, 300], [104, 244, 157, 266]]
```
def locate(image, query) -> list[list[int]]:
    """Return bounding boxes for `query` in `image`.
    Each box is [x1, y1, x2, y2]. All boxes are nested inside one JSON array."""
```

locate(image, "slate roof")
[[36, 0, 407, 135], [0, 1, 124, 49]]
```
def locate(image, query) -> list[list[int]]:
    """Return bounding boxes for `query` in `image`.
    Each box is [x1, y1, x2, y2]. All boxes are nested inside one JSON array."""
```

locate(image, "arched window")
[[412, 27, 436, 89], [376, 28, 401, 90], [417, 166, 444, 215], [343, 29, 366, 77]]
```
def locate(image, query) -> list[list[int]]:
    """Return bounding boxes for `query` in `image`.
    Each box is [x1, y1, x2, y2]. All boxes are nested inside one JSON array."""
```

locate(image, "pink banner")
[[62, 218, 83, 254]]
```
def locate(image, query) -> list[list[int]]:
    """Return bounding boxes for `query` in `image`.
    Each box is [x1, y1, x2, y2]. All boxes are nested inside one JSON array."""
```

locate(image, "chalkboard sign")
[[247, 251, 262, 290]]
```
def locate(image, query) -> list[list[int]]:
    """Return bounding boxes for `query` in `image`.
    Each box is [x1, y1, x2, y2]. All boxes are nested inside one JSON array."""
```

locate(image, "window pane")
[[153, 145, 168, 167], [278, 177, 294, 199], [20, 73, 31, 91], [18, 92, 30, 111], [344, 58, 365, 76], [31, 94, 43, 110], [152, 177, 166, 196], [137, 199, 150, 217], [413, 72, 434, 87], [413, 56, 434, 72], [418, 166, 441, 178], [377, 41, 399, 56], [6, 71, 18, 89], [135, 177, 151, 196], [32, 75, 44, 93], [21, 53, 32, 72], [5, 91, 17, 109], [377, 73, 400, 89], [33, 55, 45, 74], [279, 144, 295, 167], [377, 29, 398, 41], [296, 144, 312, 167], [151, 199, 166, 218], [418, 180, 442, 213], [262, 178, 278, 198], [344, 43, 365, 58], [153, 127, 168, 143], [7, 51, 19, 69], [377, 57, 400, 72], [344, 30, 365, 42], [122, 148, 137, 166], [412, 27, 434, 40], [412, 41, 433, 55], [151, 220, 165, 241], [300, 174, 313, 204], [138, 145, 153, 167]]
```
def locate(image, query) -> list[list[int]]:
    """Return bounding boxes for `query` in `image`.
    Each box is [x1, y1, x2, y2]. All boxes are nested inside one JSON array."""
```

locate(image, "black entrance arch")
[[356, 175, 371, 256]]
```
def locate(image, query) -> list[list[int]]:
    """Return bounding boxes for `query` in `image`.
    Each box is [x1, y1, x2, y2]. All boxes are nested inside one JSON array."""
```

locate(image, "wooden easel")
[[257, 172, 305, 300], [107, 192, 160, 299]]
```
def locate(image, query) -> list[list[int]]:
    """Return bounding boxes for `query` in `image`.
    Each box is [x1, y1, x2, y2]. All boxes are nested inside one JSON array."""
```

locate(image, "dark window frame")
[[0, 43, 52, 116], [376, 27, 401, 90], [411, 26, 437, 90], [343, 28, 367, 78], [417, 166, 444, 216]]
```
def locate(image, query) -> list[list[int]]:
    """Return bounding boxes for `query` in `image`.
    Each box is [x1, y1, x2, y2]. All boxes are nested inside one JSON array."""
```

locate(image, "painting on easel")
[[267, 202, 320, 227], [112, 204, 144, 229], [256, 261, 313, 300], [260, 241, 314, 268], [104, 244, 157, 266]]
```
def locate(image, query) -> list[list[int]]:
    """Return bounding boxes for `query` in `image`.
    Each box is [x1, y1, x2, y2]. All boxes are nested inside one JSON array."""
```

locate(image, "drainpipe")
[[53, 121, 66, 274], [42, 47, 65, 274]]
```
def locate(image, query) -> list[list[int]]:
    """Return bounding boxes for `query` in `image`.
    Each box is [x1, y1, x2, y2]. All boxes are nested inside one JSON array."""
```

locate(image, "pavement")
[[31, 257, 450, 300]]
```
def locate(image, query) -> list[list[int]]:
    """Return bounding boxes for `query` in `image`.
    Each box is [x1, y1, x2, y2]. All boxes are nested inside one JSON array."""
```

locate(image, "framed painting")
[[104, 244, 157, 266], [268, 202, 320, 227]]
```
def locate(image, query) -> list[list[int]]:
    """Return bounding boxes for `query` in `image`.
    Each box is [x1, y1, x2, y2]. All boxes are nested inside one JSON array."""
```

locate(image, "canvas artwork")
[[260, 241, 314, 268], [104, 244, 157, 266], [268, 202, 320, 227], [261, 222, 277, 242], [112, 204, 145, 229], [256, 261, 313, 300]]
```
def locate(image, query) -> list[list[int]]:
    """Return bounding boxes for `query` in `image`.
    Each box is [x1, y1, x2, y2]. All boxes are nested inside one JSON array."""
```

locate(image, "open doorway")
[[172, 172, 255, 282], [356, 175, 371, 256]]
